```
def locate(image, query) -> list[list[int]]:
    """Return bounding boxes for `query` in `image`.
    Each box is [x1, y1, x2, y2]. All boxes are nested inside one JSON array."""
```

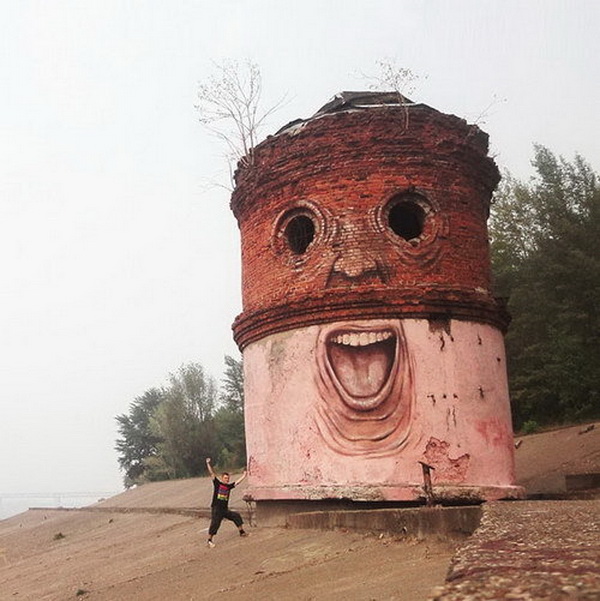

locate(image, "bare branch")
[[357, 58, 424, 133], [196, 59, 285, 187]]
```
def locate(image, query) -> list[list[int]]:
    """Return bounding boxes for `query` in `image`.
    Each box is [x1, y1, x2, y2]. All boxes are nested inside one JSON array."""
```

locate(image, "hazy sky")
[[1, 1, 598, 498]]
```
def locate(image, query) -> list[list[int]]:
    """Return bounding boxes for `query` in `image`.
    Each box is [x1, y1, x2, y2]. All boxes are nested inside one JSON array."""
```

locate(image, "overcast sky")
[[1, 1, 598, 500]]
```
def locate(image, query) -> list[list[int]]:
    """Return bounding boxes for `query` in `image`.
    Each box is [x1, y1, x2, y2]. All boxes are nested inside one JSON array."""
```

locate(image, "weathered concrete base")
[[252, 499, 410, 527], [246, 483, 524, 508], [252, 498, 485, 534], [286, 506, 483, 540]]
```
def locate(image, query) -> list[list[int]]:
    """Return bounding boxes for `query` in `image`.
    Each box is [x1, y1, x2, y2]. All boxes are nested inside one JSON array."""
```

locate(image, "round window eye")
[[284, 214, 316, 254], [388, 201, 426, 241]]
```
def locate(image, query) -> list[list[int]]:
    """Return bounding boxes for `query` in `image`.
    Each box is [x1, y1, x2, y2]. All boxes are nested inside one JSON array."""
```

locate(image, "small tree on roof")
[[196, 59, 285, 185]]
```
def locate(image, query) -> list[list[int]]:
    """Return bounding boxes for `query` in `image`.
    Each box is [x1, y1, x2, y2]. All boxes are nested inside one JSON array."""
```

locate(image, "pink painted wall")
[[244, 318, 522, 502]]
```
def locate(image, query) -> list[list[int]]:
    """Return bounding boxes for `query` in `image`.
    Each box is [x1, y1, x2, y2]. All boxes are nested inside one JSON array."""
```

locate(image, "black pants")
[[208, 506, 243, 536]]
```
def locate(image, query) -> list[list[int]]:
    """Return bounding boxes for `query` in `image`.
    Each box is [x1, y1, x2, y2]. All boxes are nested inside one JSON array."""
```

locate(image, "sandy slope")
[[0, 507, 456, 600], [514, 421, 600, 494], [0, 422, 598, 601]]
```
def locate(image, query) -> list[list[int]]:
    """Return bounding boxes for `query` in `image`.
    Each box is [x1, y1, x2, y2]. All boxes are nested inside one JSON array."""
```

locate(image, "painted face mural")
[[274, 193, 440, 455]]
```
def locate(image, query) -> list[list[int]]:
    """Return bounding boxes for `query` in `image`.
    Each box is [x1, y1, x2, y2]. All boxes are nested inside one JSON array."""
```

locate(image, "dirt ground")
[[0, 421, 598, 601], [0, 509, 456, 601]]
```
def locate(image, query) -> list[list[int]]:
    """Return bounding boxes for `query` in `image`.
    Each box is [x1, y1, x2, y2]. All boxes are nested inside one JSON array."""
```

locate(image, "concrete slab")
[[286, 505, 482, 540]]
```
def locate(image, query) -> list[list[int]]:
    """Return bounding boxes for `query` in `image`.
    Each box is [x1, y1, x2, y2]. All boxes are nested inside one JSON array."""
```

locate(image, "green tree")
[[148, 362, 219, 480], [115, 388, 165, 487], [489, 146, 600, 427], [214, 355, 246, 469], [115, 359, 247, 485], [219, 354, 244, 413]]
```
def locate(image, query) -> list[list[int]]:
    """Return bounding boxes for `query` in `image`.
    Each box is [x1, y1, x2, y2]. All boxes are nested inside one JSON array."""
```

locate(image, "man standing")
[[205, 457, 248, 548]]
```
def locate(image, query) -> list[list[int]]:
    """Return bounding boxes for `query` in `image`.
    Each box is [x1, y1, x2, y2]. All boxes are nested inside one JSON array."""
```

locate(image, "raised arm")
[[236, 469, 248, 485], [205, 457, 217, 479]]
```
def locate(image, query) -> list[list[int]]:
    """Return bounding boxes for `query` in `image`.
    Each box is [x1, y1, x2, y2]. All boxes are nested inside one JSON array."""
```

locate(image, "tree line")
[[489, 145, 599, 431], [115, 356, 245, 487]]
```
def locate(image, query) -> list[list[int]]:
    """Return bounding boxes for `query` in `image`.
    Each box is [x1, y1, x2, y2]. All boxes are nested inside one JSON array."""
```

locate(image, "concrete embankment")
[[429, 500, 600, 601]]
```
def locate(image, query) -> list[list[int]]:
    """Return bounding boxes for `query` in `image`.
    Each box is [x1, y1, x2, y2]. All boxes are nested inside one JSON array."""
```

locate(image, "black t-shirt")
[[211, 477, 235, 509]]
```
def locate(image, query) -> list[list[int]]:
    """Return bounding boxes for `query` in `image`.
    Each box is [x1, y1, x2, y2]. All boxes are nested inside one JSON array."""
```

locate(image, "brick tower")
[[230, 92, 523, 507]]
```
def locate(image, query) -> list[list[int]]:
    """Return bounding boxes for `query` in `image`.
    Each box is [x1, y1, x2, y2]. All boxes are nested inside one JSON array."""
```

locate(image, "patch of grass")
[[521, 420, 539, 435]]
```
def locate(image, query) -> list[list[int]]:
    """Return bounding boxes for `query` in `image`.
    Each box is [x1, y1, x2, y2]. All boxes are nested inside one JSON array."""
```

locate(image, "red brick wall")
[[230, 104, 505, 349]]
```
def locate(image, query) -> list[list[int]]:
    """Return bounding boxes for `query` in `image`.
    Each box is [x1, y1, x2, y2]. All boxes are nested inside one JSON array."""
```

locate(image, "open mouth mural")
[[315, 320, 414, 455], [327, 328, 397, 410]]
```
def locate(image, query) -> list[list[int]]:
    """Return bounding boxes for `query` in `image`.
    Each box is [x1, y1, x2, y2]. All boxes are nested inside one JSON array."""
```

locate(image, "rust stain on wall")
[[423, 437, 470, 483]]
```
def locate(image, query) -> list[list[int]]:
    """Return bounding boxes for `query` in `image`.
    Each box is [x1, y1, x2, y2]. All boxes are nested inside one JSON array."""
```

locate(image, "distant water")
[[0, 493, 119, 520]]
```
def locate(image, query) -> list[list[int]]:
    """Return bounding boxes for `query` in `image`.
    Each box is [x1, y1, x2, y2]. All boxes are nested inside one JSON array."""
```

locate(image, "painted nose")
[[328, 218, 386, 284], [332, 249, 380, 279]]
